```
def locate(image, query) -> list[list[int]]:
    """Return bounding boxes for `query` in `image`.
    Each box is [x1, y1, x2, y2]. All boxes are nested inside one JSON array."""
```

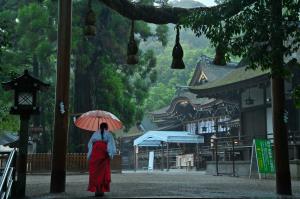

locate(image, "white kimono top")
[[87, 130, 117, 160]]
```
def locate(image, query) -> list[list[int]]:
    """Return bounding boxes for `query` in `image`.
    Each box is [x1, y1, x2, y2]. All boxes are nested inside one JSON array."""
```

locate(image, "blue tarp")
[[133, 131, 204, 147]]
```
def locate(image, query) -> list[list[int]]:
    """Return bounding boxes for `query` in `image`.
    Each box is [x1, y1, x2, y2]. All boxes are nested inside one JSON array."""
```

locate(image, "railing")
[[26, 153, 122, 173], [288, 131, 300, 144], [0, 149, 17, 199], [209, 135, 254, 177], [27, 153, 87, 172], [136, 148, 184, 170]]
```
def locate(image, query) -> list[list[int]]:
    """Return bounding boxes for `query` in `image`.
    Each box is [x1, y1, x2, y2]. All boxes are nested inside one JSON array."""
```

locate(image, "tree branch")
[[97, 0, 258, 25]]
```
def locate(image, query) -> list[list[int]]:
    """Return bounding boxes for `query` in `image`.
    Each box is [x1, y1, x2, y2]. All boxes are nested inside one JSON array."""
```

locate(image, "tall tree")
[[16, 1, 57, 152], [0, 0, 57, 151]]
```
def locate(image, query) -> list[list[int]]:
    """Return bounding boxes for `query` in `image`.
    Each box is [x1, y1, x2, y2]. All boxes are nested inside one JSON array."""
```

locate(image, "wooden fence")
[[26, 153, 122, 173]]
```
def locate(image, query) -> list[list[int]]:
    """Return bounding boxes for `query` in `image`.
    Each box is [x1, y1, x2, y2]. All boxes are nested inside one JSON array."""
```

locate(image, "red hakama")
[[88, 141, 111, 193]]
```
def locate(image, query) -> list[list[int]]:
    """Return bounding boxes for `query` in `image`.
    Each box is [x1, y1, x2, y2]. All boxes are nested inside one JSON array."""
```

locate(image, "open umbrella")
[[74, 110, 123, 132]]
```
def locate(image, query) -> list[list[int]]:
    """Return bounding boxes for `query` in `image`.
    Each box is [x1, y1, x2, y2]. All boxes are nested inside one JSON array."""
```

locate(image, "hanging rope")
[[171, 25, 185, 69], [175, 25, 180, 44], [84, 0, 96, 36], [127, 20, 139, 65]]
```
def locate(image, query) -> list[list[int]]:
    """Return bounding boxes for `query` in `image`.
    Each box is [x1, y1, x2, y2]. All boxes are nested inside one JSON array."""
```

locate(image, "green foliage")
[[184, 0, 300, 72], [0, 90, 20, 132], [0, 1, 57, 151], [293, 86, 300, 109], [143, 83, 176, 111], [0, 5, 23, 132], [156, 25, 169, 46], [142, 26, 213, 112]]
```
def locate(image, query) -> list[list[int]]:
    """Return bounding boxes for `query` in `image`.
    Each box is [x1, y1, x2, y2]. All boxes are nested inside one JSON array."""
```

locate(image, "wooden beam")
[[97, 0, 257, 25], [166, 143, 169, 171]]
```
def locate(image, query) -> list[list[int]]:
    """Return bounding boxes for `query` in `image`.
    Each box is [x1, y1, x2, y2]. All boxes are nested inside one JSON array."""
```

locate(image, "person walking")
[[87, 122, 116, 197]]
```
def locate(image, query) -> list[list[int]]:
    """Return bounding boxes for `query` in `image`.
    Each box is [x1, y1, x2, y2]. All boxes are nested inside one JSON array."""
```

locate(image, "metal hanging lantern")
[[127, 20, 139, 65], [84, 0, 96, 36], [171, 25, 185, 69]]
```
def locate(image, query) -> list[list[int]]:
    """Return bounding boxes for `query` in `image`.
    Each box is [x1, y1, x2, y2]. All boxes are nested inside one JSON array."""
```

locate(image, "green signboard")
[[254, 139, 275, 173]]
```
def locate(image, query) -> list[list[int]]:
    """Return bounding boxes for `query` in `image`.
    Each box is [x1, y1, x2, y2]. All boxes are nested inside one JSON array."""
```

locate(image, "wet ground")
[[26, 170, 300, 198]]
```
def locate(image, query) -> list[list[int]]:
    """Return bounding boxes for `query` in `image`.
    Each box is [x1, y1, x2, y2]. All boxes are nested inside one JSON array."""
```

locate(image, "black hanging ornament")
[[127, 20, 139, 65], [84, 0, 96, 36], [171, 25, 185, 69]]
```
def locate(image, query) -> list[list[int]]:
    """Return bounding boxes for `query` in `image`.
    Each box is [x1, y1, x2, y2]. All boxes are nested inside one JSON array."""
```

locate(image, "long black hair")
[[99, 122, 108, 140]]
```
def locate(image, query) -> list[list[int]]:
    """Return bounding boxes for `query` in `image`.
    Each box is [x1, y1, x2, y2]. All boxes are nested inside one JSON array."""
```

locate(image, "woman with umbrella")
[[74, 110, 122, 197], [87, 122, 116, 197]]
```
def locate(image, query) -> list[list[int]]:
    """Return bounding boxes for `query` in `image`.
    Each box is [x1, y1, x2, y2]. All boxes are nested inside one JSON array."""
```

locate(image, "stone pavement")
[[26, 170, 300, 198]]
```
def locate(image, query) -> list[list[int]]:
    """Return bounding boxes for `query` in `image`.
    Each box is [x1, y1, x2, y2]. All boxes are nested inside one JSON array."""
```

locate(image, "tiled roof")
[[189, 66, 270, 93], [189, 55, 238, 86]]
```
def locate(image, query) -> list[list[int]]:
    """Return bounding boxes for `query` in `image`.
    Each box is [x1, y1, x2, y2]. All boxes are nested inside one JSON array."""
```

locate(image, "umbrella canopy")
[[74, 110, 123, 132]]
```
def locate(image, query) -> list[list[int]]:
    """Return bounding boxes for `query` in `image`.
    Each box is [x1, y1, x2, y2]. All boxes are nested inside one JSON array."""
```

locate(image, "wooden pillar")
[[134, 146, 136, 172], [161, 142, 164, 171], [166, 143, 169, 171], [271, 0, 292, 195], [50, 0, 72, 193], [238, 89, 243, 141], [134, 146, 138, 171], [136, 146, 139, 170], [196, 143, 199, 170], [263, 85, 268, 139], [16, 114, 30, 197]]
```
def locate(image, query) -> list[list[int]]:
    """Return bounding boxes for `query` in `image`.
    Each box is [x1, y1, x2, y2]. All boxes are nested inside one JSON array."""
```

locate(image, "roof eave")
[[189, 74, 270, 98]]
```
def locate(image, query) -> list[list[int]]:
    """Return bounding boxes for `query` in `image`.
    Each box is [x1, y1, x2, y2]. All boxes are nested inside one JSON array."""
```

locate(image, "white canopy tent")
[[134, 131, 204, 147], [133, 131, 204, 171]]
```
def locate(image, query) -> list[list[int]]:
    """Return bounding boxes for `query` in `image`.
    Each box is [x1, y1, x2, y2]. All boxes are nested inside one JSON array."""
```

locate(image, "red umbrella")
[[74, 110, 123, 132]]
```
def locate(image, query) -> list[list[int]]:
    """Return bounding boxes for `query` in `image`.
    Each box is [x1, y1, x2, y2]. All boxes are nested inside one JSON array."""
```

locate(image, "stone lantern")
[[1, 69, 49, 197]]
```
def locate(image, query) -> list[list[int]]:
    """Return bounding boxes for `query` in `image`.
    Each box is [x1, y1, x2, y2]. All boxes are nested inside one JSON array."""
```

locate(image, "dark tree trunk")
[[32, 54, 41, 128], [213, 45, 226, 66], [71, 42, 105, 152], [70, 55, 93, 153], [270, 0, 292, 195], [36, 60, 50, 153]]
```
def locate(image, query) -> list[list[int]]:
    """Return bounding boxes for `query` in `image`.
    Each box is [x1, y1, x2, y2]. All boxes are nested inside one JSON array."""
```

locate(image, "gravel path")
[[26, 171, 300, 198]]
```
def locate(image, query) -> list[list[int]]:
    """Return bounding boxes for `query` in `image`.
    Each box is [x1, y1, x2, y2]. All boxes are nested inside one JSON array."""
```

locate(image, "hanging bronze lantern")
[[171, 25, 185, 69], [127, 20, 139, 65], [84, 0, 96, 36]]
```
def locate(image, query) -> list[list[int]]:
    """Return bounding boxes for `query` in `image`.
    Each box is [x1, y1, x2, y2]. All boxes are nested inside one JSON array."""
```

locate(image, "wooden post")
[[134, 146, 136, 171], [166, 143, 169, 171], [196, 143, 199, 170], [136, 146, 138, 170], [215, 138, 219, 175], [50, 0, 72, 193], [16, 114, 30, 197], [271, 0, 292, 195], [161, 142, 164, 171], [232, 138, 236, 177]]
